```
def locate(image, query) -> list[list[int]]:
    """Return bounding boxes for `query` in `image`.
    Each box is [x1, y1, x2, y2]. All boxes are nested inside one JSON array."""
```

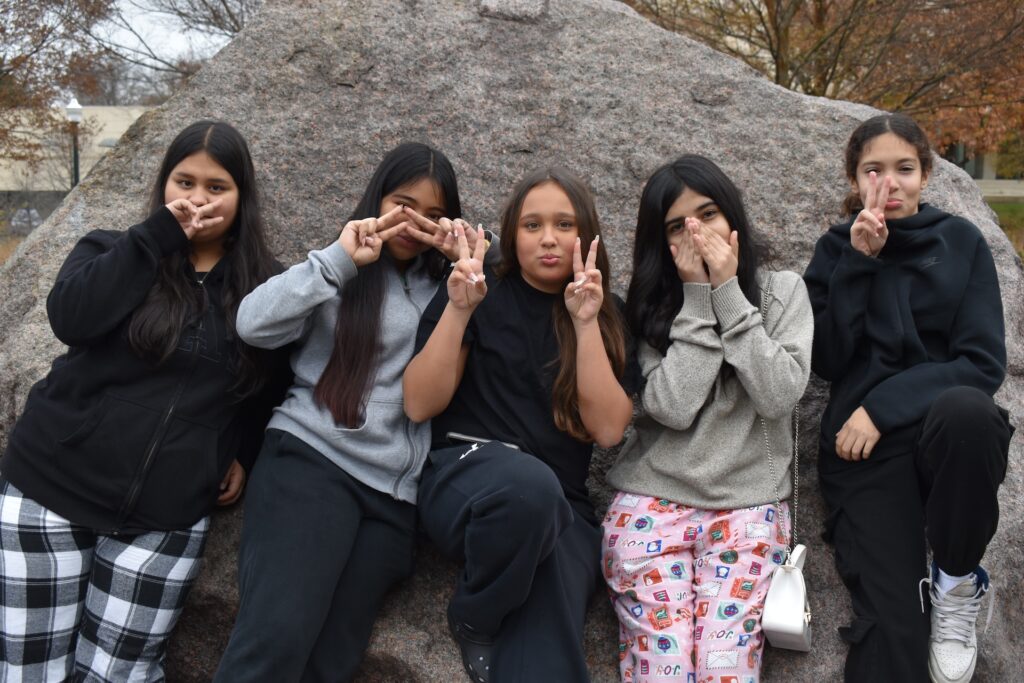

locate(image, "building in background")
[[1, 105, 148, 236]]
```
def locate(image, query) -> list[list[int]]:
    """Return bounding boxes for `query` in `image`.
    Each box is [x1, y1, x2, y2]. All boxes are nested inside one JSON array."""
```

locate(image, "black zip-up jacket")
[[1, 207, 289, 533], [804, 204, 1006, 461]]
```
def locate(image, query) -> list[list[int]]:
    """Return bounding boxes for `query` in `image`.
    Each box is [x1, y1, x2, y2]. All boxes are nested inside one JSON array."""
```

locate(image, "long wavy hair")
[[314, 142, 460, 427], [626, 154, 764, 354], [496, 168, 626, 442], [128, 120, 276, 396], [842, 113, 933, 215]]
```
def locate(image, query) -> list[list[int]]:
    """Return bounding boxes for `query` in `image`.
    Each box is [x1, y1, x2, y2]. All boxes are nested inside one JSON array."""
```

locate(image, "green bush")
[[989, 202, 1024, 258]]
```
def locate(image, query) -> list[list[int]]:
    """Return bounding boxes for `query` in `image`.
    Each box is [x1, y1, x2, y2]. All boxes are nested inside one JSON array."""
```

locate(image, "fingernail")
[[573, 276, 587, 287], [595, 235, 600, 243], [469, 274, 478, 284]]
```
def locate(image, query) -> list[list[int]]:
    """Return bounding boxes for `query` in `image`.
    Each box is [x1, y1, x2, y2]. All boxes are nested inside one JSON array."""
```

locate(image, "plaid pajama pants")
[[0, 480, 208, 682]]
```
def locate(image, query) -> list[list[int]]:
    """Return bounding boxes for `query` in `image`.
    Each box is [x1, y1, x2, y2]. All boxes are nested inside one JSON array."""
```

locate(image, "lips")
[[885, 199, 902, 209], [540, 254, 561, 266]]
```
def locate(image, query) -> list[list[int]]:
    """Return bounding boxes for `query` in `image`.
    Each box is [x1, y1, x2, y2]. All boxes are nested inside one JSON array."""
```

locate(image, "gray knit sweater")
[[606, 271, 813, 510], [236, 242, 439, 503]]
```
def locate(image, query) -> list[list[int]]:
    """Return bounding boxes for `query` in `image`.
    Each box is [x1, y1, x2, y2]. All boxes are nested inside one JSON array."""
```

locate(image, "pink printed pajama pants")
[[601, 492, 789, 683]]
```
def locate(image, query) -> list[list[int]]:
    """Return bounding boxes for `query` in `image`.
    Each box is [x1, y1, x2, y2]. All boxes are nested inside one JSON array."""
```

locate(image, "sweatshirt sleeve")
[[714, 273, 813, 419], [861, 237, 1006, 432], [46, 207, 189, 346], [235, 241, 358, 349], [639, 283, 724, 430], [803, 230, 882, 381]]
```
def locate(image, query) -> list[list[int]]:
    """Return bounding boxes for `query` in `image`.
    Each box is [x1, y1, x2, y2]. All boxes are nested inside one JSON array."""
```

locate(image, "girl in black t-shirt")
[[404, 168, 633, 682]]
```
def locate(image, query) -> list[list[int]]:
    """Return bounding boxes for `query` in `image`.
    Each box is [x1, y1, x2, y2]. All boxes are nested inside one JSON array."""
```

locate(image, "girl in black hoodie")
[[0, 121, 287, 681], [804, 113, 1012, 683]]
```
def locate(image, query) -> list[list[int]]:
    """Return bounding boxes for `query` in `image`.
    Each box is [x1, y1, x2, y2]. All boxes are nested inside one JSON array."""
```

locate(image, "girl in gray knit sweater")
[[602, 155, 813, 683]]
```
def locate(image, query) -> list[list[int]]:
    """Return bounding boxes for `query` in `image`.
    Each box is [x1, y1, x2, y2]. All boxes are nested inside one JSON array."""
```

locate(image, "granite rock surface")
[[0, 0, 1021, 680]]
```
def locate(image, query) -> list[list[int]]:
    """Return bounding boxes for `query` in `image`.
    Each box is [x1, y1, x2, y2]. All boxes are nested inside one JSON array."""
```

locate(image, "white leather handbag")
[[757, 272, 812, 652], [761, 543, 812, 651]]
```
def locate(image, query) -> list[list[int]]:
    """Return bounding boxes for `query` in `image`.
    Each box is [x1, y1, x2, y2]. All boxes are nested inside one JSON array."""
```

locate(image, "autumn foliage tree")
[[1, 0, 113, 161], [625, 0, 1024, 152], [2, 0, 259, 164]]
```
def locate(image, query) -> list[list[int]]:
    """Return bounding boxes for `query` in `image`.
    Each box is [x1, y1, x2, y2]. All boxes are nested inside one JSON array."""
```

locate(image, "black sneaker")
[[447, 605, 494, 683]]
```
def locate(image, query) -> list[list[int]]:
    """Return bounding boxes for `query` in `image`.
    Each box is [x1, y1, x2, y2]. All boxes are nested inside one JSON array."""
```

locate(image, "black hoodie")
[[804, 204, 1005, 462], [2, 207, 288, 533]]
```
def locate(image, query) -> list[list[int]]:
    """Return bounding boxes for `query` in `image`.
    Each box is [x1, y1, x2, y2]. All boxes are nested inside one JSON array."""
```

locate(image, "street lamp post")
[[65, 97, 82, 189]]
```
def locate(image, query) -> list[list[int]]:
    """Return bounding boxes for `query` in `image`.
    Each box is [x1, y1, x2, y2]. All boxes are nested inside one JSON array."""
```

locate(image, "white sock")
[[936, 568, 972, 595]]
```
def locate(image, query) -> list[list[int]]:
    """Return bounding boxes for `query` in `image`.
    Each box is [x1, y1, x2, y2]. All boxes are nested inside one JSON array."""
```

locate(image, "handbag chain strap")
[[758, 272, 800, 556]]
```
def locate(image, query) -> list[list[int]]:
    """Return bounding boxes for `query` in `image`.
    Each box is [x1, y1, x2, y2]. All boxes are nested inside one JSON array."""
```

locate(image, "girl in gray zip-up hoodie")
[[602, 155, 813, 683], [214, 143, 488, 681]]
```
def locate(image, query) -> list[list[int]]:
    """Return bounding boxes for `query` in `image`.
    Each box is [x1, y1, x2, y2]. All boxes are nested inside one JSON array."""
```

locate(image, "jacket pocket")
[[328, 399, 425, 481], [132, 414, 220, 527], [57, 393, 163, 506], [58, 394, 111, 446], [329, 399, 410, 449]]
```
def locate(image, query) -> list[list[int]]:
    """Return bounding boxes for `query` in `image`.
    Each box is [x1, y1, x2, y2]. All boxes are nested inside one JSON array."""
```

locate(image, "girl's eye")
[[666, 223, 683, 234], [177, 179, 193, 189], [557, 221, 574, 230], [900, 166, 916, 173], [702, 209, 718, 221], [429, 215, 444, 223], [523, 221, 540, 230], [209, 185, 224, 193]]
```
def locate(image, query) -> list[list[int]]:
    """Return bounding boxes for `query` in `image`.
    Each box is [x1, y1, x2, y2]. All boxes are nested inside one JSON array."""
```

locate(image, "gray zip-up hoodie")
[[236, 241, 439, 503]]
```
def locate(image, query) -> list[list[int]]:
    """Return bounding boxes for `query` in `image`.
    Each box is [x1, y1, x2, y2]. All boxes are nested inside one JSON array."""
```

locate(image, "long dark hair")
[[314, 142, 460, 427], [842, 113, 933, 215], [128, 120, 276, 396], [497, 168, 626, 442], [626, 154, 764, 354]]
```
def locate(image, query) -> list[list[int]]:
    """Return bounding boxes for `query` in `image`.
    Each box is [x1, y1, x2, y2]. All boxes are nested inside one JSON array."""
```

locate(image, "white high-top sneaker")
[[922, 565, 993, 683]]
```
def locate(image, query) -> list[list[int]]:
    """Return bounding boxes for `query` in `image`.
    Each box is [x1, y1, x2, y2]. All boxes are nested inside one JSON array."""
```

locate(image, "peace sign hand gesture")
[[402, 209, 483, 262], [338, 205, 408, 267], [166, 198, 224, 240], [851, 171, 890, 257], [565, 236, 603, 325], [447, 223, 488, 310]]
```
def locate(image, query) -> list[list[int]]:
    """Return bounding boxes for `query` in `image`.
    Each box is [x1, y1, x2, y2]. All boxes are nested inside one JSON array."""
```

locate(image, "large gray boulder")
[[1, 0, 1020, 680]]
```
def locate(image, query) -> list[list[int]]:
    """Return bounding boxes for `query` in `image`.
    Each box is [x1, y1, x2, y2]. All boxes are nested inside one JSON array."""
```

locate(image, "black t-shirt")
[[415, 268, 637, 506]]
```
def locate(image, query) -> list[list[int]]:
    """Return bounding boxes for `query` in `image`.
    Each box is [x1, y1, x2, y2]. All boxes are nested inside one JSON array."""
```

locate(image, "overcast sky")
[[105, 1, 232, 63]]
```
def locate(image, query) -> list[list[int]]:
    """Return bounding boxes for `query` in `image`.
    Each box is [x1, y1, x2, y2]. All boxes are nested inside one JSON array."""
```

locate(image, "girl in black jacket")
[[804, 113, 1012, 683], [0, 121, 287, 681]]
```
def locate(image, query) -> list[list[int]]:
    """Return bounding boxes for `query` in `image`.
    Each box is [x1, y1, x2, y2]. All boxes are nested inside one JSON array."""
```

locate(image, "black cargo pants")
[[819, 387, 1012, 682]]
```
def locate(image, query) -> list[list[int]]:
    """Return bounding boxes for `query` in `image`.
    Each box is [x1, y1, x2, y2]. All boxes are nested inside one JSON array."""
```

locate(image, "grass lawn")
[[990, 202, 1024, 259]]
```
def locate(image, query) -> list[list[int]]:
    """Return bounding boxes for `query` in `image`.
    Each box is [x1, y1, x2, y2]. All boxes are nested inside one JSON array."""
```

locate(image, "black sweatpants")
[[418, 442, 601, 683], [819, 387, 1012, 683], [213, 430, 416, 683]]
